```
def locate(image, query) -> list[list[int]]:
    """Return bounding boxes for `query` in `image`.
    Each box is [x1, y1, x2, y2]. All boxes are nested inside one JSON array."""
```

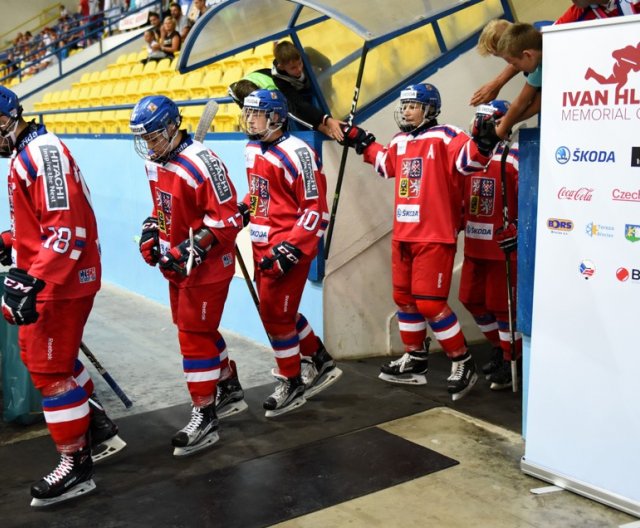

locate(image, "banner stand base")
[[521, 457, 640, 518]]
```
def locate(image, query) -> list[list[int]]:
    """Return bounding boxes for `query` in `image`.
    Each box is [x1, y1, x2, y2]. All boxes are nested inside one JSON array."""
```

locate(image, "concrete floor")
[[0, 283, 637, 527]]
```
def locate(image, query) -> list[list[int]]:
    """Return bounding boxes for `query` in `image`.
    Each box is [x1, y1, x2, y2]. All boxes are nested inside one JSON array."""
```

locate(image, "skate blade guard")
[[378, 371, 428, 385], [304, 367, 343, 399], [30, 479, 96, 507], [92, 434, 127, 464], [172, 431, 220, 458]]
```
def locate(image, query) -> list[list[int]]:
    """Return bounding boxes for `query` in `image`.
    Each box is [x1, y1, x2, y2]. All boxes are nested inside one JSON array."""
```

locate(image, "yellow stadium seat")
[[114, 109, 131, 133], [65, 87, 82, 108], [75, 112, 91, 134], [179, 71, 205, 100], [97, 69, 111, 85], [72, 72, 92, 89], [181, 105, 204, 134], [76, 86, 92, 108], [87, 71, 101, 87], [141, 60, 158, 79], [152, 76, 170, 97], [87, 85, 102, 106], [122, 79, 140, 104], [129, 62, 145, 79], [137, 77, 155, 98], [155, 58, 173, 77], [98, 83, 114, 104], [166, 74, 187, 101], [88, 110, 104, 134], [214, 104, 240, 132], [108, 80, 128, 105], [34, 92, 53, 111], [126, 52, 139, 64], [135, 50, 147, 63], [62, 112, 77, 134], [109, 64, 130, 82], [100, 110, 117, 133], [189, 70, 223, 100], [51, 89, 69, 110], [45, 112, 63, 133], [109, 53, 129, 69]]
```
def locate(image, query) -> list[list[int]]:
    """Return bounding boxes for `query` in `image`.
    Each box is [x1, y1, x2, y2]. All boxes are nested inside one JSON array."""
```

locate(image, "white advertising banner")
[[523, 15, 640, 516]]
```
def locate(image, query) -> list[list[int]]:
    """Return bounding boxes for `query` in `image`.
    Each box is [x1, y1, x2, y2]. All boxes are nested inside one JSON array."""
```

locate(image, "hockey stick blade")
[[80, 342, 133, 408], [194, 100, 219, 142]]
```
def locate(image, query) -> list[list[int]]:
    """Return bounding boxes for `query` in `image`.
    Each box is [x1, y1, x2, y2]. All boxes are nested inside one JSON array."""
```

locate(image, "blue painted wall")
[[0, 133, 324, 346]]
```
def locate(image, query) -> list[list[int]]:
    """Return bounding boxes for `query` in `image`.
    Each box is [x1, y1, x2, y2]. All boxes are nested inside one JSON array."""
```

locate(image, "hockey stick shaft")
[[323, 47, 369, 260], [499, 142, 518, 393], [194, 99, 220, 142], [80, 341, 133, 408], [235, 245, 260, 308]]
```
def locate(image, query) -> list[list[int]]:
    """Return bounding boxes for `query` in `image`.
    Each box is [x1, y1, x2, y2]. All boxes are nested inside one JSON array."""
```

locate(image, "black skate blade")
[[217, 399, 249, 420], [378, 372, 427, 386], [304, 367, 343, 399], [172, 431, 220, 458], [92, 434, 127, 464], [30, 479, 96, 508], [264, 396, 307, 418], [490, 380, 513, 391], [450, 373, 478, 402]]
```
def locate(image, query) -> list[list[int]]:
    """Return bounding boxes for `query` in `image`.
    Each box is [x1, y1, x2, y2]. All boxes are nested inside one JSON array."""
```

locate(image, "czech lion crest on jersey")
[[249, 174, 270, 218], [399, 158, 422, 198], [469, 176, 495, 216]]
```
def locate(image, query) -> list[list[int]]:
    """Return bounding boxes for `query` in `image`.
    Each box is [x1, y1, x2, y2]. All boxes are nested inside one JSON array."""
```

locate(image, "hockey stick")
[[323, 47, 369, 260], [235, 245, 260, 309], [80, 341, 133, 408], [194, 99, 219, 142], [499, 138, 518, 394]]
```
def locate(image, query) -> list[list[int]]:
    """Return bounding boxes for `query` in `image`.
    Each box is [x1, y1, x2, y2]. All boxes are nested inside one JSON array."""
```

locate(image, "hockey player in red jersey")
[[340, 83, 498, 401], [459, 100, 521, 390], [239, 89, 342, 417], [0, 86, 125, 507], [130, 95, 244, 456], [556, 0, 640, 24]]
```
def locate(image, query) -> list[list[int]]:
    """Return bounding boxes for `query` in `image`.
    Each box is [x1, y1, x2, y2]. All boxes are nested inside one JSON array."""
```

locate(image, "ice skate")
[[88, 396, 126, 463], [447, 354, 478, 401], [215, 361, 248, 419], [300, 343, 343, 398], [379, 338, 431, 385], [30, 446, 95, 507], [481, 346, 503, 379], [489, 360, 514, 390], [172, 404, 219, 457], [263, 372, 306, 418]]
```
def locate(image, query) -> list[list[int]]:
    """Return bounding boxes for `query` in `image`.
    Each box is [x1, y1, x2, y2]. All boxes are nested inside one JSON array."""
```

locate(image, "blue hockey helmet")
[[395, 83, 441, 132], [240, 89, 288, 141], [475, 99, 510, 120], [0, 86, 23, 157], [130, 95, 182, 162]]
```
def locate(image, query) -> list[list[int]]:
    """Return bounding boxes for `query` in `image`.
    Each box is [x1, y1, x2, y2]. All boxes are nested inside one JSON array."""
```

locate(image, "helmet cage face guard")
[[132, 117, 181, 162], [393, 86, 441, 132], [240, 104, 284, 141]]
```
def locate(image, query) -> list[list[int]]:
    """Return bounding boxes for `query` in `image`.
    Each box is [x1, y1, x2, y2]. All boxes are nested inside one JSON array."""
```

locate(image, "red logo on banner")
[[558, 187, 594, 201], [585, 42, 640, 91]]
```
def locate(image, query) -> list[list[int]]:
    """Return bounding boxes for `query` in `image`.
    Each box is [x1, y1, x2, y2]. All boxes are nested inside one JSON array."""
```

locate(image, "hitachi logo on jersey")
[[40, 145, 69, 211], [396, 204, 420, 223], [249, 223, 270, 243], [465, 221, 493, 240]]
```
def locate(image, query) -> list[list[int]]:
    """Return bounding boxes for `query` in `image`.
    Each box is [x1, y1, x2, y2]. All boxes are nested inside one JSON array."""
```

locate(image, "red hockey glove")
[[0, 230, 12, 266], [338, 125, 376, 155], [259, 241, 302, 277], [495, 221, 518, 254], [471, 114, 501, 156], [237, 202, 250, 228], [159, 227, 217, 276], [1, 268, 45, 325], [139, 217, 160, 266]]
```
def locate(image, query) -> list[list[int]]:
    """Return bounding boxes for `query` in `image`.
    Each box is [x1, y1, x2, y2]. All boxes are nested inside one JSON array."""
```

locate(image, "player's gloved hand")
[[495, 221, 518, 254], [139, 217, 160, 266], [338, 125, 376, 155], [237, 202, 250, 228], [158, 227, 217, 276], [259, 241, 302, 277], [1, 268, 45, 325], [0, 230, 12, 266], [471, 113, 501, 156]]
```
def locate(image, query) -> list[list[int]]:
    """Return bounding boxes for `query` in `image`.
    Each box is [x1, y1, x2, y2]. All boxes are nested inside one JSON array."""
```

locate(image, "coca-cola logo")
[[557, 187, 594, 201]]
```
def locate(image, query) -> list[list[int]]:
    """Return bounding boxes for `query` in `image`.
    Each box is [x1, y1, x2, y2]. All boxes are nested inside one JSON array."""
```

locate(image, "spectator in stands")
[[148, 11, 162, 40], [190, 0, 208, 21], [493, 23, 542, 139], [158, 16, 181, 58], [169, 2, 191, 41], [141, 29, 168, 64]]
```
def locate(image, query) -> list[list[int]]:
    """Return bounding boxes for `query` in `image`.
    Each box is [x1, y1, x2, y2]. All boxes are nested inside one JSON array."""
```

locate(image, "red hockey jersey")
[[145, 137, 240, 286], [463, 143, 519, 261], [362, 125, 491, 244], [7, 125, 101, 300], [244, 133, 328, 262], [555, 1, 640, 24]]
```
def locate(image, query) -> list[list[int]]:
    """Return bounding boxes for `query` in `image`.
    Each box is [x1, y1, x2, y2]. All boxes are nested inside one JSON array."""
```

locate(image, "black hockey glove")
[[1, 268, 45, 325], [159, 227, 218, 276], [495, 221, 518, 254], [237, 202, 250, 228], [338, 125, 376, 155], [471, 114, 501, 156], [0, 230, 12, 266], [259, 241, 302, 277], [139, 217, 160, 266]]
